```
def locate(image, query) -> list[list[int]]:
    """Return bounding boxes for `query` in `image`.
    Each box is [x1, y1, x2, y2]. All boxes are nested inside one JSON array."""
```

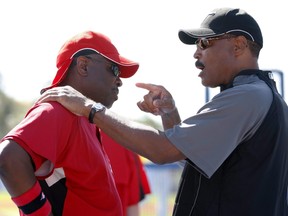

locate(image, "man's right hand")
[[36, 86, 95, 118], [136, 83, 176, 116]]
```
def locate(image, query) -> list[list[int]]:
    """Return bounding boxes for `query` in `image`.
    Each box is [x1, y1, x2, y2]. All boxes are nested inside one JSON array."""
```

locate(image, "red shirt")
[[2, 102, 122, 216], [101, 132, 151, 215]]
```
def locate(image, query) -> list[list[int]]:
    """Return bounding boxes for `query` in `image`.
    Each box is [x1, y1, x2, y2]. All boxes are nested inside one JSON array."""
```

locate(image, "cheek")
[[211, 48, 233, 72], [90, 71, 112, 86], [203, 53, 231, 86]]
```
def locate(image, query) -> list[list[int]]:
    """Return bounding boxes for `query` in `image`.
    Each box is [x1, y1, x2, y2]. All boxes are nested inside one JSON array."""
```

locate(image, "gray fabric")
[[165, 75, 272, 178]]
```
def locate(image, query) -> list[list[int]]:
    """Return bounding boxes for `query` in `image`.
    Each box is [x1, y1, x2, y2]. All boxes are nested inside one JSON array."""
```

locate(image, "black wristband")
[[88, 103, 106, 123], [89, 106, 96, 123], [19, 192, 47, 214]]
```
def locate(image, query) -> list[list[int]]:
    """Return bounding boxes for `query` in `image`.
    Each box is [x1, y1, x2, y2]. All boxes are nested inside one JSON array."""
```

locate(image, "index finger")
[[135, 83, 159, 92]]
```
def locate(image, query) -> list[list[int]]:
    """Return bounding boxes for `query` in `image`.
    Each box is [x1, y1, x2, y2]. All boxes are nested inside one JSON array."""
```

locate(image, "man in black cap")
[[36, 8, 288, 216]]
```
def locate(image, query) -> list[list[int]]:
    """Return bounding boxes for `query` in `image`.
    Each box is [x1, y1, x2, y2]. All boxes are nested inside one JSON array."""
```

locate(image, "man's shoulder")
[[26, 101, 76, 121], [233, 75, 272, 102], [213, 76, 272, 114]]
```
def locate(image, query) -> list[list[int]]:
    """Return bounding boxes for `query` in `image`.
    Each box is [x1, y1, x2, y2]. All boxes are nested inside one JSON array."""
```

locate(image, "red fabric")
[[12, 181, 42, 206], [101, 132, 151, 215], [2, 102, 122, 216], [12, 181, 52, 216]]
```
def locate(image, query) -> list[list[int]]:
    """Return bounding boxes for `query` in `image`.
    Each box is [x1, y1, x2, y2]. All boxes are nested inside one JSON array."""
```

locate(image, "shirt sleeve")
[[2, 102, 77, 175], [165, 81, 272, 178]]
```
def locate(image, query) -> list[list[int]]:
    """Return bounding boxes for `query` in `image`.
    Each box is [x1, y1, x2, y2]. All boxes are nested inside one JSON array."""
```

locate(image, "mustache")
[[113, 87, 119, 95], [195, 60, 204, 68]]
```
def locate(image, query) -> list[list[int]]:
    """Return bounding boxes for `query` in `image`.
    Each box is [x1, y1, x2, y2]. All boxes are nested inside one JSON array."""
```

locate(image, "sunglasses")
[[195, 34, 236, 50], [110, 64, 121, 77], [86, 56, 121, 77]]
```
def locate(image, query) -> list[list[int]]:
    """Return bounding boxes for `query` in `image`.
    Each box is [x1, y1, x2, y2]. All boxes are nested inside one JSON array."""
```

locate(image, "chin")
[[106, 100, 116, 109], [201, 80, 209, 87], [202, 80, 215, 88]]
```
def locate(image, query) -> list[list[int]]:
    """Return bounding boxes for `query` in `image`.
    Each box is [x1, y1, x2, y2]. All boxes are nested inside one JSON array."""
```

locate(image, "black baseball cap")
[[178, 8, 263, 48]]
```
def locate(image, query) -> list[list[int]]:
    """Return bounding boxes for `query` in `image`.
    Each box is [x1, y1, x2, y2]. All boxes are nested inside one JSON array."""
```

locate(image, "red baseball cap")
[[41, 31, 139, 93]]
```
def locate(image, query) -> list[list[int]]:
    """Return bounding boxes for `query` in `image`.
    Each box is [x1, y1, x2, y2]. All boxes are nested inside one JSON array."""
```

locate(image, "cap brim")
[[41, 50, 139, 94], [178, 28, 220, 44], [72, 48, 139, 78], [101, 53, 139, 78]]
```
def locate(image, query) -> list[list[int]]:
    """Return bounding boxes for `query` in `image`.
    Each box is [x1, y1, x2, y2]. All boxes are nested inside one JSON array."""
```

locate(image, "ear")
[[76, 56, 89, 77], [234, 36, 248, 56]]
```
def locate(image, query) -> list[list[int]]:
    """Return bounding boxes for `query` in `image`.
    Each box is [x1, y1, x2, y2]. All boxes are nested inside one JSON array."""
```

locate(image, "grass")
[[140, 194, 175, 216], [0, 191, 19, 216], [0, 191, 176, 216]]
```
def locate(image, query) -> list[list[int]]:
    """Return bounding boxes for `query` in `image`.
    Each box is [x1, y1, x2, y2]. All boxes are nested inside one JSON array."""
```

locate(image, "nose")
[[193, 46, 202, 60]]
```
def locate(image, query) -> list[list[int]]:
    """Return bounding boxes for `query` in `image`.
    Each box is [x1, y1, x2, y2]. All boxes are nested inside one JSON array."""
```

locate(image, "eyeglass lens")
[[85, 55, 120, 77], [111, 64, 120, 77], [195, 35, 236, 50]]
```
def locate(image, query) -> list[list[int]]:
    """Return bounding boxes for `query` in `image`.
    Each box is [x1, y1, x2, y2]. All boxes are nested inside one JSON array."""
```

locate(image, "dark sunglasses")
[[195, 34, 236, 50], [85, 56, 121, 77], [110, 64, 120, 77]]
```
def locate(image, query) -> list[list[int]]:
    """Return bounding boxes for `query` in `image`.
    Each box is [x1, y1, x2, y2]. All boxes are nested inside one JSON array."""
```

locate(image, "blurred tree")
[[136, 115, 162, 131], [0, 89, 32, 139]]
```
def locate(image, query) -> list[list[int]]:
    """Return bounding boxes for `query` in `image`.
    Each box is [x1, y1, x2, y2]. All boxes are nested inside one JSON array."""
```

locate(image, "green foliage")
[[136, 115, 163, 131], [0, 90, 32, 139]]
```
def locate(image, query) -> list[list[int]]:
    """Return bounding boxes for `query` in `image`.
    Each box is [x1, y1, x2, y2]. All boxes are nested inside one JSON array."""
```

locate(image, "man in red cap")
[[0, 31, 139, 216]]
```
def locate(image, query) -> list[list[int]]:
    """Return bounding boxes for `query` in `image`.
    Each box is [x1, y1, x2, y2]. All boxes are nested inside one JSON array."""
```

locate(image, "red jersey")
[[2, 102, 122, 216], [101, 132, 151, 215]]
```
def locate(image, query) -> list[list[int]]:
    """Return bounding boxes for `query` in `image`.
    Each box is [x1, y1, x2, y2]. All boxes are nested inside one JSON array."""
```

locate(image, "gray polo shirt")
[[165, 74, 273, 178]]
